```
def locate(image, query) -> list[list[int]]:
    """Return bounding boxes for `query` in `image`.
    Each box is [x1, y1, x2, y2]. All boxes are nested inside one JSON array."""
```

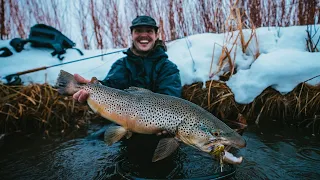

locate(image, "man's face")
[[132, 26, 158, 52]]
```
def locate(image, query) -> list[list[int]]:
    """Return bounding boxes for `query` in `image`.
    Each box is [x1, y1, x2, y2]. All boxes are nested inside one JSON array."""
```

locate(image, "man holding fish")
[[58, 15, 245, 174], [73, 15, 183, 170]]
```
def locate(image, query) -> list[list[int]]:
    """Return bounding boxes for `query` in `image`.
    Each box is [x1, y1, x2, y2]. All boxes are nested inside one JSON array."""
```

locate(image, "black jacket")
[[101, 45, 182, 97]]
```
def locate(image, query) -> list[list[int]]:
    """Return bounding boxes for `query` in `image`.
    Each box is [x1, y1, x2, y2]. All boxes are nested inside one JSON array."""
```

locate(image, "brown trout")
[[56, 70, 246, 164]]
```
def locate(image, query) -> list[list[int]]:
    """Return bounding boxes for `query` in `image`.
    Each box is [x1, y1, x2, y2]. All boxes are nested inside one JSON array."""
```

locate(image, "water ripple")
[[297, 147, 320, 162]]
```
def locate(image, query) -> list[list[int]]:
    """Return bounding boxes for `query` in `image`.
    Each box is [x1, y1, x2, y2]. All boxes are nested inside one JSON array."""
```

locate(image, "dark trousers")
[[121, 133, 178, 177]]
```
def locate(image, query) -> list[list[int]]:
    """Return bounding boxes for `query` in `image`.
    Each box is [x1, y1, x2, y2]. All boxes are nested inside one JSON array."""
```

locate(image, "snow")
[[227, 49, 320, 103], [1, 25, 319, 104]]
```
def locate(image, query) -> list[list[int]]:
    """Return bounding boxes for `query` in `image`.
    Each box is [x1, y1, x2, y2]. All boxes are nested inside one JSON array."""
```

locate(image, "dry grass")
[[0, 83, 96, 135], [210, 5, 260, 80], [182, 81, 320, 135], [1, 81, 319, 135]]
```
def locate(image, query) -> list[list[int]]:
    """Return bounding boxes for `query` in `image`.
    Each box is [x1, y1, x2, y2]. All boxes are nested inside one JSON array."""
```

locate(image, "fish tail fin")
[[55, 70, 81, 95]]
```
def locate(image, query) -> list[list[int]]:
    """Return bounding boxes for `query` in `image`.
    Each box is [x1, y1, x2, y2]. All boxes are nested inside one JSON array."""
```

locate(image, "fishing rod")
[[1, 35, 187, 84], [304, 74, 320, 83], [1, 49, 126, 82]]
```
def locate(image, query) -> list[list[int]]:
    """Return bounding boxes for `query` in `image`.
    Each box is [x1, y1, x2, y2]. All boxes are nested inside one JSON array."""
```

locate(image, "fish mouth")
[[203, 136, 246, 154], [205, 137, 246, 164], [210, 135, 246, 149], [223, 150, 243, 164], [225, 137, 246, 148], [210, 145, 243, 164]]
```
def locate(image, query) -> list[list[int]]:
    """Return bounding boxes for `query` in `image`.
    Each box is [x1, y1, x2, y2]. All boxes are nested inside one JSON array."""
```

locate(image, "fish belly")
[[87, 97, 162, 134]]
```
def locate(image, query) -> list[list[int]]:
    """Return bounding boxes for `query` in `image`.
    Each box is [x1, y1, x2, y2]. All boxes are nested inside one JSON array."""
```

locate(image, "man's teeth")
[[140, 40, 149, 44]]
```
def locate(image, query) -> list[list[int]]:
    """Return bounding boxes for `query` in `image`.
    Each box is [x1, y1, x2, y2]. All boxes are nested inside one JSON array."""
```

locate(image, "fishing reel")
[[1, 74, 22, 85]]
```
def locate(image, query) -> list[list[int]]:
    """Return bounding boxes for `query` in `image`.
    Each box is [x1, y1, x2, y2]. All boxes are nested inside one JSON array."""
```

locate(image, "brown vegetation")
[[0, 83, 95, 135], [1, 81, 319, 135], [182, 81, 320, 135], [0, 0, 319, 49], [210, 3, 260, 79]]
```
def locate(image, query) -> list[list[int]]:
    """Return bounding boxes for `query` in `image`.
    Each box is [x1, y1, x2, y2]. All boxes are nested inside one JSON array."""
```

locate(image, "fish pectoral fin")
[[152, 137, 180, 162], [104, 125, 127, 146], [125, 131, 133, 139]]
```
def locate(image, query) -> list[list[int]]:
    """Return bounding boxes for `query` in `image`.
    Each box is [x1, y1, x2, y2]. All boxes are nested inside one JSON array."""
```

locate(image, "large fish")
[[56, 70, 246, 164]]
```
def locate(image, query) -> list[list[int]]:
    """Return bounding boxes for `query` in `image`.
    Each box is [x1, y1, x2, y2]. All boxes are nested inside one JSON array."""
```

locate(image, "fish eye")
[[211, 130, 220, 136]]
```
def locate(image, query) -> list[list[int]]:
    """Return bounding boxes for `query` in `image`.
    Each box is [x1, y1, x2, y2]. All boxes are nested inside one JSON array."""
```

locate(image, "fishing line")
[[78, 50, 126, 77], [185, 36, 197, 73]]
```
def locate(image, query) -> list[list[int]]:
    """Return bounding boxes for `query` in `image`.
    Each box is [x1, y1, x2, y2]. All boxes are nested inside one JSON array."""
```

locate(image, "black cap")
[[130, 16, 158, 31]]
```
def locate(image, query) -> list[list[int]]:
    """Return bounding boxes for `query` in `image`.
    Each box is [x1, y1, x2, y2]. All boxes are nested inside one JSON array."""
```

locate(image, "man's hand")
[[73, 74, 90, 103]]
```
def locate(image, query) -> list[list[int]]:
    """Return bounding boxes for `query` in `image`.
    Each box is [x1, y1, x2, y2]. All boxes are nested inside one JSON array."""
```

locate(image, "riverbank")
[[0, 81, 319, 136], [0, 83, 96, 136], [183, 80, 320, 135]]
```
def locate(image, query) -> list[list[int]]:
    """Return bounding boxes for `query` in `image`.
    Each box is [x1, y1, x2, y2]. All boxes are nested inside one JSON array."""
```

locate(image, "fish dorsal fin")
[[124, 87, 153, 93], [152, 137, 180, 162], [90, 77, 100, 84], [104, 125, 129, 146]]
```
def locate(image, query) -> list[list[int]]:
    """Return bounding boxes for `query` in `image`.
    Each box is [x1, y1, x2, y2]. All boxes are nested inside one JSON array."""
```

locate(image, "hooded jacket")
[[101, 43, 182, 97]]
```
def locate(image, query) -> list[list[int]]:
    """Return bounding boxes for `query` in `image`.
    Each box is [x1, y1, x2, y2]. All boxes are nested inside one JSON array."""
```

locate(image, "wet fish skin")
[[56, 70, 246, 164]]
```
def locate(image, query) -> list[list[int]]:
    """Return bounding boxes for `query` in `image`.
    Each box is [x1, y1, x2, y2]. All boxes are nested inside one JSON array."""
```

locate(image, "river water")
[[0, 123, 319, 180]]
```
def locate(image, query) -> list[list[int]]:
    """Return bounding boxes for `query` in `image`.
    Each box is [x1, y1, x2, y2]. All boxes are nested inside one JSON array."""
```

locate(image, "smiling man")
[[73, 15, 181, 99], [131, 23, 158, 54], [72, 16, 182, 175], [100, 15, 182, 96]]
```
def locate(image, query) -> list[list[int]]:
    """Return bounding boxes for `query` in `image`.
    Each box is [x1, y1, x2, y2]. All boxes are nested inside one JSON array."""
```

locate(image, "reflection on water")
[[234, 126, 320, 180], [0, 133, 121, 180], [297, 147, 320, 162], [0, 125, 319, 180]]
